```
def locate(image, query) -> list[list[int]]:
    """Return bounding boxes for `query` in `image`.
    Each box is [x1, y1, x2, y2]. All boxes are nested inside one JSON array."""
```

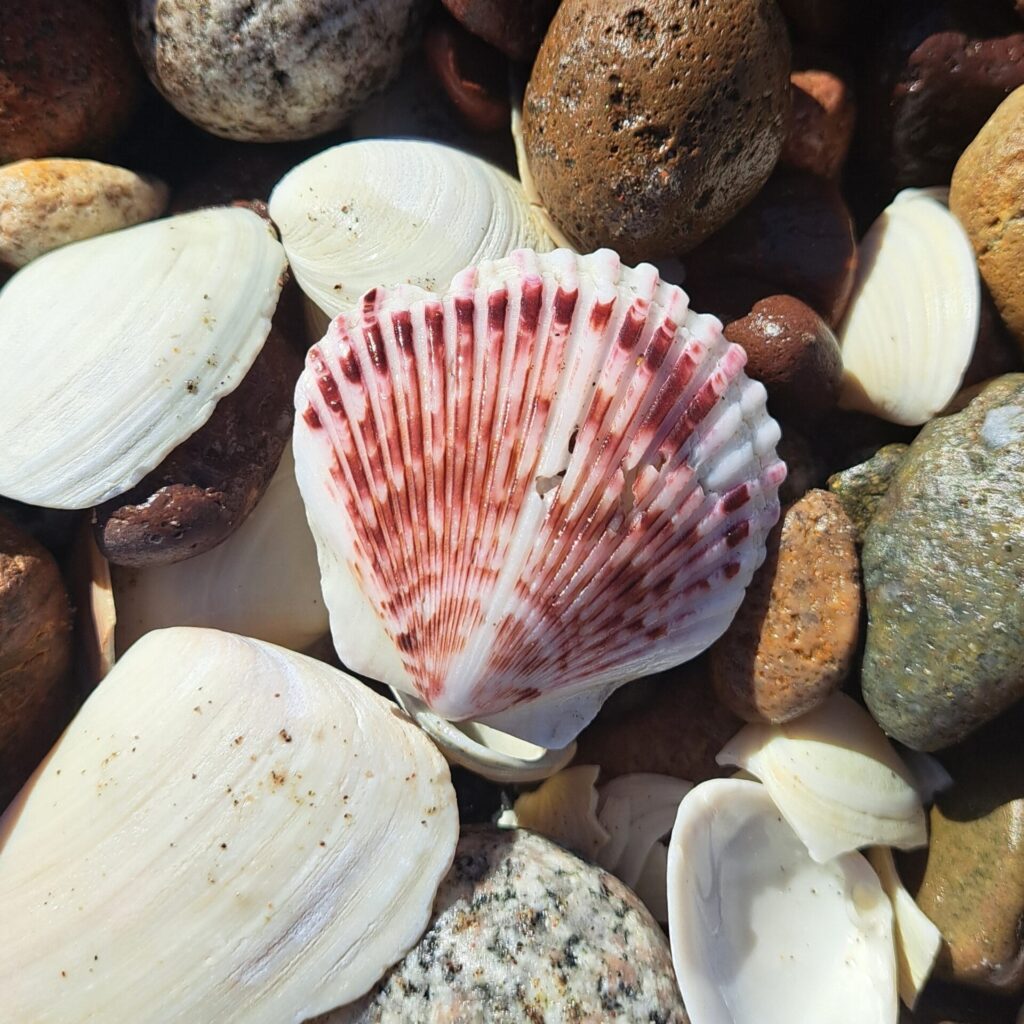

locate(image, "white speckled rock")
[[130, 0, 429, 141], [0, 159, 168, 269], [319, 827, 689, 1024]]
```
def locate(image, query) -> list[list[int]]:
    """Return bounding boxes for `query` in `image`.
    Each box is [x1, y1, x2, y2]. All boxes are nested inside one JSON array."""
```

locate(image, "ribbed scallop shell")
[[294, 248, 786, 747]]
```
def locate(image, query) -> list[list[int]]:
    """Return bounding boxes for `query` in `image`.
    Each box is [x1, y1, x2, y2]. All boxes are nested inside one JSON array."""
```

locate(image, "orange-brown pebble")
[[711, 489, 861, 725], [781, 68, 855, 179], [1, 516, 75, 809], [574, 659, 741, 783], [0, 0, 141, 163]]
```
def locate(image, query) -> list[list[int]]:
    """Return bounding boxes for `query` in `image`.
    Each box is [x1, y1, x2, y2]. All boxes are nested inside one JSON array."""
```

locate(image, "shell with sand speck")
[[293, 248, 786, 748]]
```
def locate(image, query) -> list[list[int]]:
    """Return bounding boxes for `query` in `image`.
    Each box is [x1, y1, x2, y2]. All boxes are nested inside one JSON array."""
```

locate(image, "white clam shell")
[[667, 779, 898, 1024], [717, 692, 927, 863], [268, 139, 553, 319], [837, 187, 980, 426], [868, 847, 942, 1010], [293, 247, 786, 748], [0, 207, 287, 509], [0, 627, 458, 1024], [392, 688, 576, 784], [112, 444, 329, 655]]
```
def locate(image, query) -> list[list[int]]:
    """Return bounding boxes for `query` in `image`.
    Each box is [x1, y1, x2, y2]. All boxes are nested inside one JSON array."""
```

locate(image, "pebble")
[[710, 490, 861, 725], [0, 0, 141, 162], [441, 0, 559, 62], [861, 374, 1024, 751], [0, 160, 168, 270], [522, 0, 791, 261], [324, 827, 689, 1023], [574, 658, 741, 784], [781, 66, 855, 179], [724, 294, 843, 425], [777, 0, 849, 42], [826, 443, 909, 544], [683, 170, 858, 327], [0, 516, 74, 809], [951, 85, 1024, 352]]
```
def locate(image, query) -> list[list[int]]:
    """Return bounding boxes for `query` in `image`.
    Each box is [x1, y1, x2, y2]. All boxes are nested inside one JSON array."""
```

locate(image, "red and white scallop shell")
[[293, 249, 786, 748]]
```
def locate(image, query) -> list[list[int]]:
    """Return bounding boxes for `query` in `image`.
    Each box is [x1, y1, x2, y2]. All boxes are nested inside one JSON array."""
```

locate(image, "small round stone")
[[781, 67, 855, 179], [724, 294, 843, 424], [0, 0, 141, 162], [328, 827, 689, 1023], [522, 0, 791, 261], [441, 0, 559, 62], [129, 0, 428, 142], [711, 490, 862, 725], [950, 85, 1024, 352]]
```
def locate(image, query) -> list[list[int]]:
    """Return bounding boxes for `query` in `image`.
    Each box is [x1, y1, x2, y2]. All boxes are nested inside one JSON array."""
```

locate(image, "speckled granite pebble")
[[826, 443, 909, 543], [862, 374, 1024, 750], [322, 827, 688, 1023]]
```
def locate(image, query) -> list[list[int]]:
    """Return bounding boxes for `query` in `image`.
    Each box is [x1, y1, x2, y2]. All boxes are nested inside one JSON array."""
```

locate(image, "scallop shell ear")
[[268, 139, 554, 320], [294, 247, 786, 748]]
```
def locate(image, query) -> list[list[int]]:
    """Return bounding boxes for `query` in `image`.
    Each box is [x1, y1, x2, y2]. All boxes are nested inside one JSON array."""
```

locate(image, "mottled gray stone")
[[826, 443, 909, 544], [861, 375, 1024, 750]]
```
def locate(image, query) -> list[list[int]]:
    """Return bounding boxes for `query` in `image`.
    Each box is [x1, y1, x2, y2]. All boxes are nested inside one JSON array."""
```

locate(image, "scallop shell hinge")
[[293, 248, 786, 747]]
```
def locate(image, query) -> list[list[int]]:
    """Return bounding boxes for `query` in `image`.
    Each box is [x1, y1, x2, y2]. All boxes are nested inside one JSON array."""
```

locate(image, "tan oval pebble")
[[950, 85, 1024, 353], [0, 159, 169, 269], [711, 489, 861, 724]]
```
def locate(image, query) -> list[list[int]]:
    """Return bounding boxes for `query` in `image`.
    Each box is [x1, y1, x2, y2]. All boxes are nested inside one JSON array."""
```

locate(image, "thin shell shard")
[[294, 248, 786, 748], [0, 627, 458, 1024]]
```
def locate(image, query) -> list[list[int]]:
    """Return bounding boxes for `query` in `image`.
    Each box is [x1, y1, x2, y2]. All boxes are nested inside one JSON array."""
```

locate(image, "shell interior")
[[293, 247, 786, 748], [0, 207, 287, 508], [0, 628, 458, 1024]]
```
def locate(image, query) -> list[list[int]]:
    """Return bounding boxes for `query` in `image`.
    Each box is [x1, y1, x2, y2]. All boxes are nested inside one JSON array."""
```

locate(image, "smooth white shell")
[[113, 444, 329, 655], [838, 188, 980, 426], [293, 247, 786, 748], [0, 628, 458, 1024], [269, 139, 553, 319], [667, 779, 898, 1024], [0, 207, 287, 508], [717, 693, 927, 863]]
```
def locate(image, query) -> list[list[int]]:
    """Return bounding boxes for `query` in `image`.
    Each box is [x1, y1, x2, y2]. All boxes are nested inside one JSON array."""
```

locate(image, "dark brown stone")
[[724, 294, 843, 425], [441, 0, 559, 63], [781, 67, 856, 178], [523, 0, 791, 261]]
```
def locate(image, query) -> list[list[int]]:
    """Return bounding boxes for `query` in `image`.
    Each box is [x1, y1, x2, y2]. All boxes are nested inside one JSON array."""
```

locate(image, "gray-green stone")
[[827, 443, 909, 543], [861, 375, 1024, 751]]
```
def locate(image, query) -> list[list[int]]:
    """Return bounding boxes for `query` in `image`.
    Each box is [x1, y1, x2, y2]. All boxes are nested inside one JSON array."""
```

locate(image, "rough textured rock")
[[0, 159, 168, 270], [441, 0, 559, 62], [0, 0, 141, 162], [522, 0, 791, 261], [130, 0, 428, 141], [861, 375, 1024, 750], [827, 443, 909, 543], [781, 67, 856, 178], [324, 827, 689, 1023], [950, 85, 1024, 352], [711, 490, 861, 724], [0, 516, 74, 809], [724, 294, 843, 425], [574, 658, 740, 784]]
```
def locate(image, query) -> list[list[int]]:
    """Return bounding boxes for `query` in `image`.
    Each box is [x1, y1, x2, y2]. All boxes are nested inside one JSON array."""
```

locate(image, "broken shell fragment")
[[112, 444, 329, 655], [837, 188, 980, 426], [293, 247, 786, 748], [717, 692, 927, 863], [391, 689, 575, 784], [667, 779, 898, 1024], [268, 139, 552, 319], [0, 627, 458, 1023], [0, 207, 287, 509], [868, 846, 942, 1010]]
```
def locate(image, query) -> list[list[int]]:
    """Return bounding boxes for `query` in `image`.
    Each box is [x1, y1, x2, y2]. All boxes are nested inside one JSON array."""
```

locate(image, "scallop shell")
[[837, 188, 980, 426], [293, 247, 786, 748], [0, 206, 287, 509], [268, 139, 553, 320]]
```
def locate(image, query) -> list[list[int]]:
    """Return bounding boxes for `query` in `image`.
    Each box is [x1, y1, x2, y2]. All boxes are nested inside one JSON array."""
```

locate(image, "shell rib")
[[294, 248, 786, 747], [0, 207, 287, 508], [268, 139, 553, 320]]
